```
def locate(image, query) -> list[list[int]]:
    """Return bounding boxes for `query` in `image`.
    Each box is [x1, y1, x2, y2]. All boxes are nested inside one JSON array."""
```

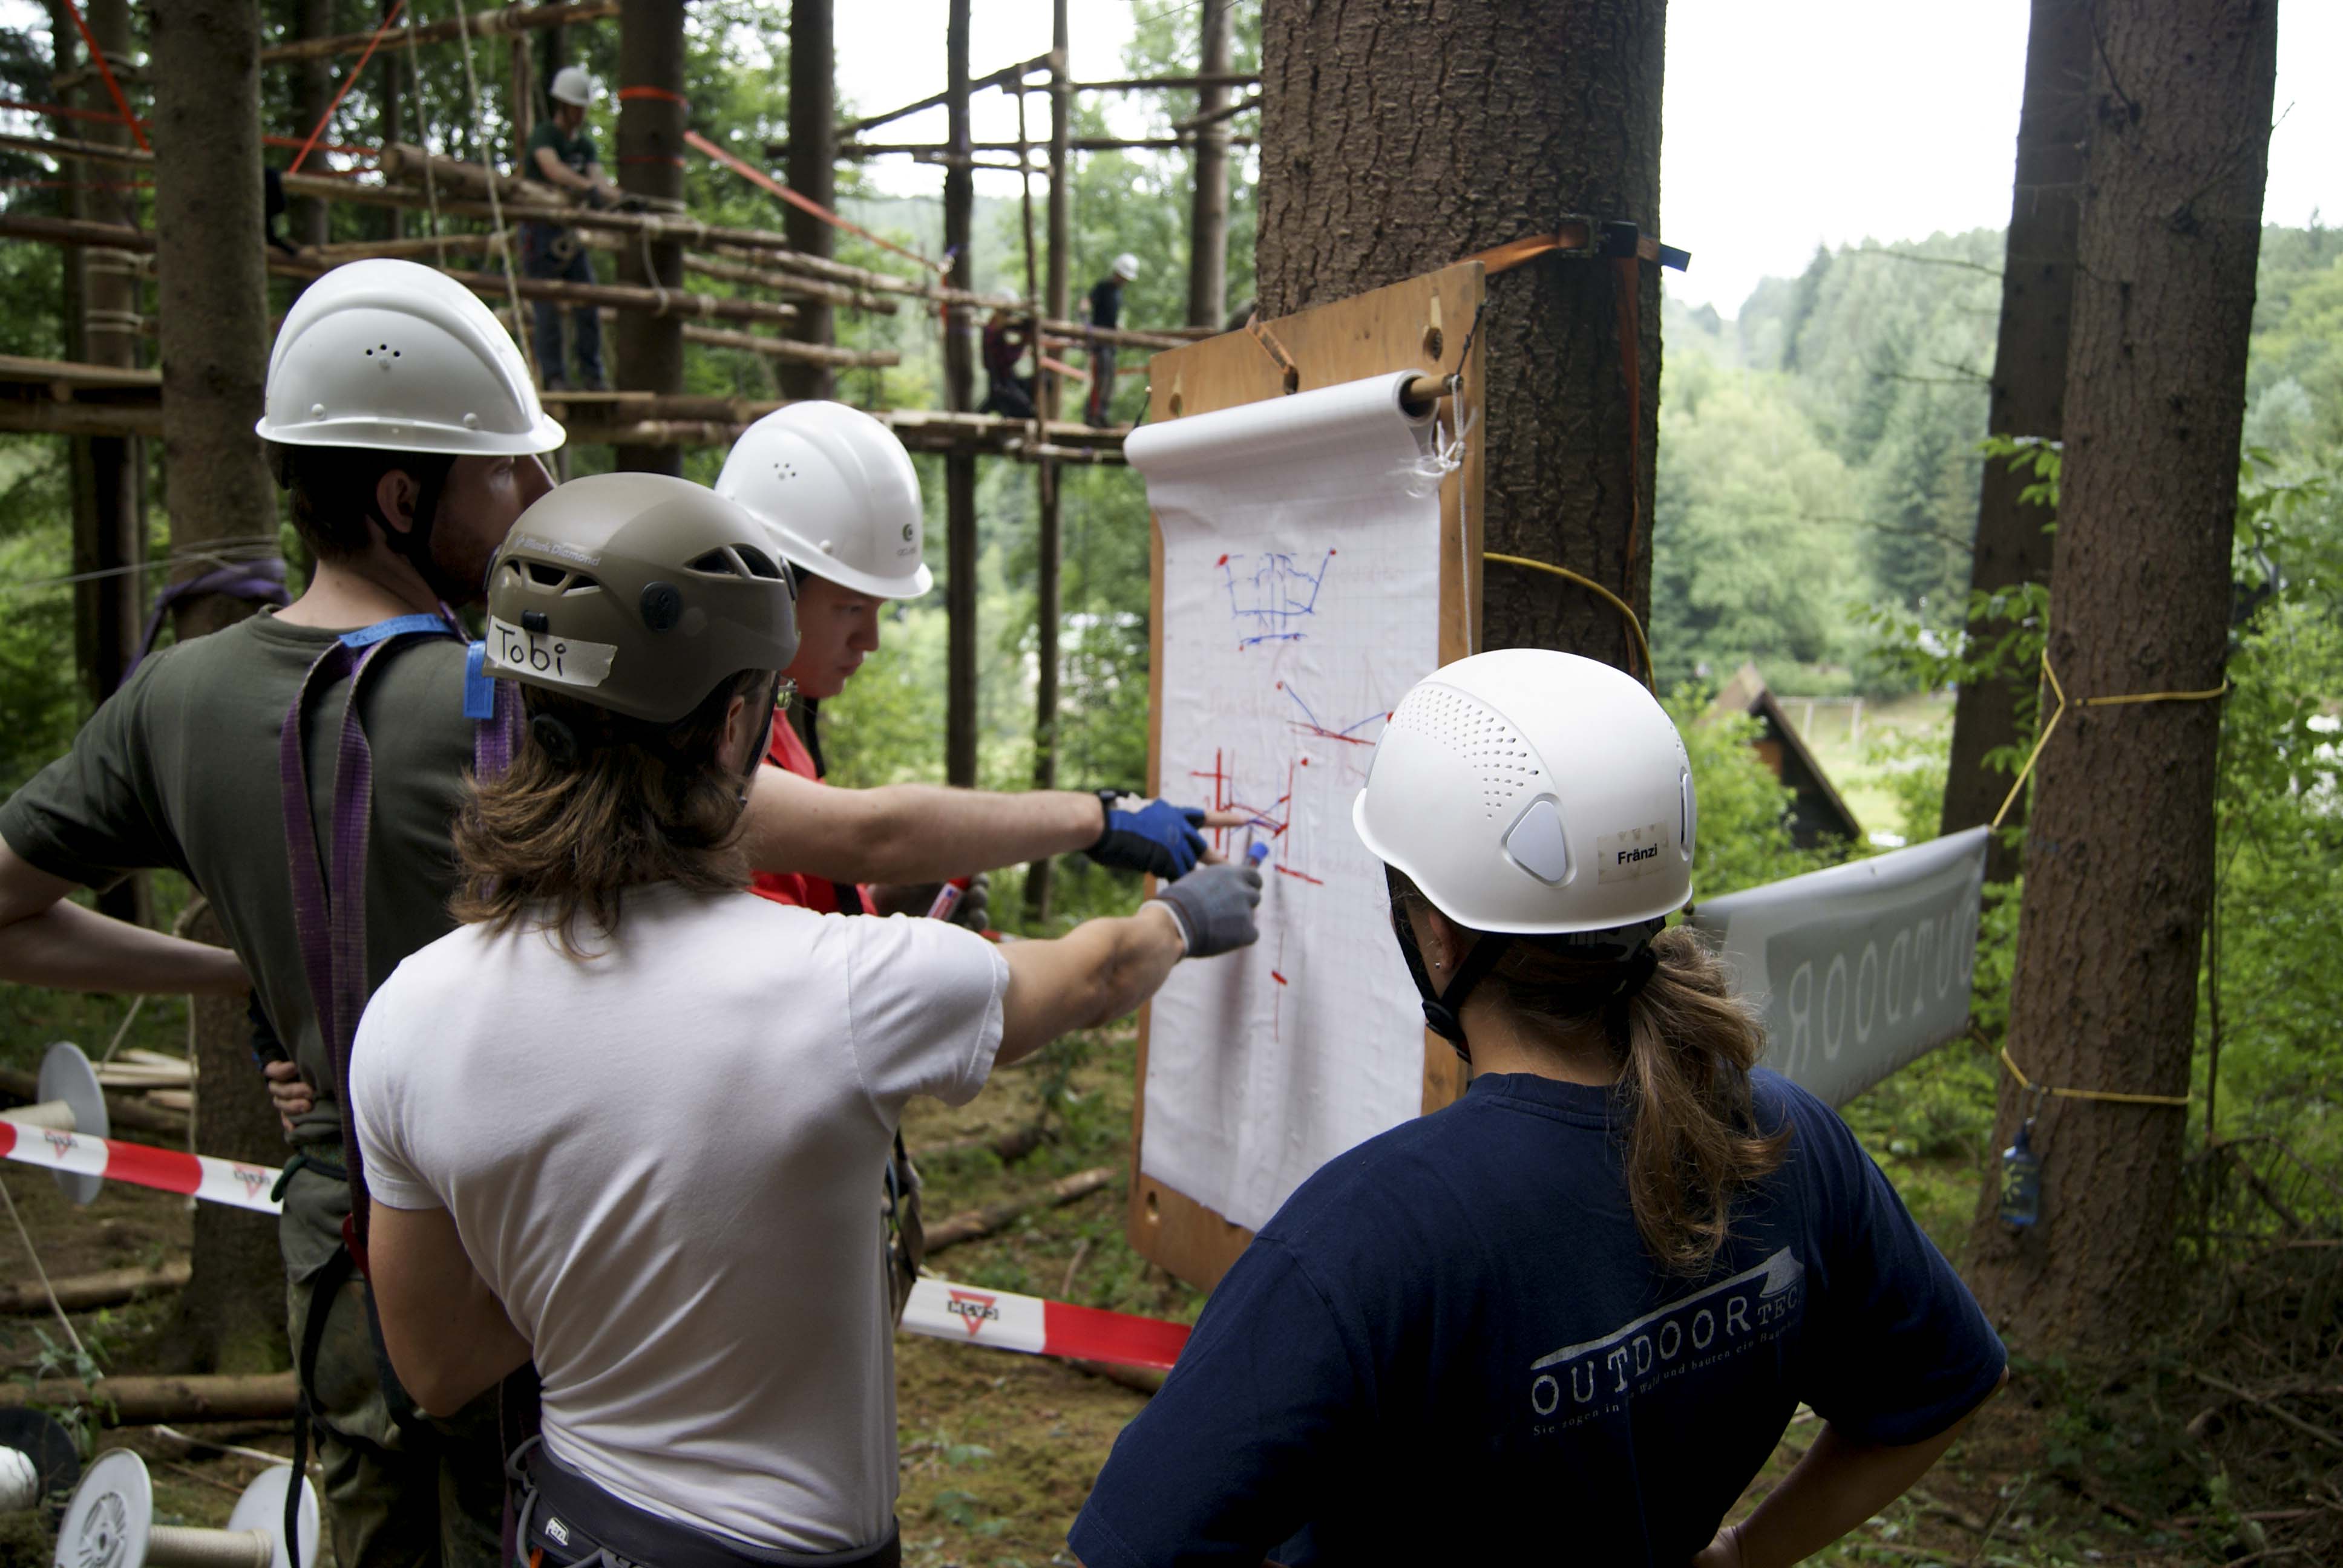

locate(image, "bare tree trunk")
[[1964, 0, 2277, 1350], [942, 0, 978, 788], [57, 0, 149, 927], [288, 0, 334, 251], [1940, 0, 2091, 885], [781, 0, 836, 401], [378, 0, 404, 240], [1254, 0, 1663, 664], [1185, 0, 1233, 330], [614, 0, 684, 477], [1023, 1, 1072, 923], [148, 0, 283, 1374]]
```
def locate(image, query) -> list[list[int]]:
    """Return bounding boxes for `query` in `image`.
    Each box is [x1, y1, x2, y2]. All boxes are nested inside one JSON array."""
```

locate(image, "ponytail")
[[1391, 877, 1788, 1275]]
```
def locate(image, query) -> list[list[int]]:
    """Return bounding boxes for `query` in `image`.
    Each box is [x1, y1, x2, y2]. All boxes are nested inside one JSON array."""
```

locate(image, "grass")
[[1782, 689, 1956, 841]]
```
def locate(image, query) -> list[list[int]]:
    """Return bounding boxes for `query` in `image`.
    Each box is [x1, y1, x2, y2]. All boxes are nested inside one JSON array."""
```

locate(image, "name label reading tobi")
[[1596, 823, 1670, 884], [488, 616, 618, 690]]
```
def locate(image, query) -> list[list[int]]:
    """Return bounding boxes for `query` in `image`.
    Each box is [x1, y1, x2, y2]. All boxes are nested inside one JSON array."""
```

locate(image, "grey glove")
[[1149, 863, 1263, 958]]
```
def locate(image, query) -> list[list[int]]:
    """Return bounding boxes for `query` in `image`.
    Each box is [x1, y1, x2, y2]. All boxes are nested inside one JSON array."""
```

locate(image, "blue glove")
[[1087, 791, 1208, 878]]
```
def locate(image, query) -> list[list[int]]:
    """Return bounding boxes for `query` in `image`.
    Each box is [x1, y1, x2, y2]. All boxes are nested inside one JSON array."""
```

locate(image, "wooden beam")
[[944, 0, 979, 789], [0, 1371, 297, 1423], [837, 51, 1052, 137], [1024, 3, 1075, 925], [784, 0, 838, 399], [0, 351, 159, 391], [805, 136, 1256, 159], [1187, 0, 1235, 329], [1173, 91, 1258, 136], [258, 1, 616, 65], [1067, 73, 1260, 93]]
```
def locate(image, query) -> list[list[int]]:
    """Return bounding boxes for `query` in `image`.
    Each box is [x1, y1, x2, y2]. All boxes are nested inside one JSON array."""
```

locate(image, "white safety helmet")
[[548, 66, 597, 109], [1354, 649, 1694, 937], [255, 259, 565, 457], [1110, 252, 1140, 282], [713, 402, 932, 599]]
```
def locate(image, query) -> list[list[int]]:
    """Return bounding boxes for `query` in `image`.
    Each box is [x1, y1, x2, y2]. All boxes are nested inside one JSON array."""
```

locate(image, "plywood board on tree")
[[1129, 261, 1485, 1292]]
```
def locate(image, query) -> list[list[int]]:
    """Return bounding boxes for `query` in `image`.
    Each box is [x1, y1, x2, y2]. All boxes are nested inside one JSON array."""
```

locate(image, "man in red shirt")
[[716, 402, 1213, 918]]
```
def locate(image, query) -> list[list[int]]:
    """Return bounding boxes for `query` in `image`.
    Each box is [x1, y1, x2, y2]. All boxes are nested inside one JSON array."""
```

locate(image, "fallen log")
[[0, 1064, 188, 1135], [0, 1372, 298, 1425], [0, 1261, 189, 1316], [923, 1167, 1116, 1255], [919, 1122, 1049, 1167]]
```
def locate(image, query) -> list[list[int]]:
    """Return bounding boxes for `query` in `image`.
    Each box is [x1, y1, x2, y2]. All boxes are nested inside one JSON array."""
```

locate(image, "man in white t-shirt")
[[351, 474, 1260, 1564]]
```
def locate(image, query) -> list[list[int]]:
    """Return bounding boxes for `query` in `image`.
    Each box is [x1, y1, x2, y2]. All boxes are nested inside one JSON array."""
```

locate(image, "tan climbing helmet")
[[484, 472, 799, 724]]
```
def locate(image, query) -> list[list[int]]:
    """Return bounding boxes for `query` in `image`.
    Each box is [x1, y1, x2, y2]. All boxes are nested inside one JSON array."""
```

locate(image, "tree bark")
[[1940, 0, 2091, 884], [1964, 0, 2277, 1350], [183, 907, 287, 1374], [780, 0, 836, 400], [378, 0, 404, 241], [288, 0, 335, 251], [1254, 0, 1663, 665], [1023, 2, 1074, 923], [614, 0, 685, 476], [943, 0, 978, 788], [54, 0, 150, 927], [1185, 0, 1233, 330]]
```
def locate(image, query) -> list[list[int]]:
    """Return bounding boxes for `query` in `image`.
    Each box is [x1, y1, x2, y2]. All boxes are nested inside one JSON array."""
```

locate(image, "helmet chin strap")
[[378, 459, 469, 606], [1389, 898, 1512, 1064]]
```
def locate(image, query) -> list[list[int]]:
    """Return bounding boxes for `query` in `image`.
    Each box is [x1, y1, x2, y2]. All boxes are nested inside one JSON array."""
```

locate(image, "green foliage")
[[1668, 691, 1835, 900]]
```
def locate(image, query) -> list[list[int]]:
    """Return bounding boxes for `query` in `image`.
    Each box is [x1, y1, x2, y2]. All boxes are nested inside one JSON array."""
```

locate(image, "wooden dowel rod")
[[1401, 374, 1453, 415], [258, 1, 615, 64]]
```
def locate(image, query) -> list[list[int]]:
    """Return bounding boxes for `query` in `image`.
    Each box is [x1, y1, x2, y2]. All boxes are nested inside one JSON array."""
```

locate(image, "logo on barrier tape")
[[43, 1131, 76, 1158], [233, 1164, 270, 1201], [947, 1289, 1001, 1336]]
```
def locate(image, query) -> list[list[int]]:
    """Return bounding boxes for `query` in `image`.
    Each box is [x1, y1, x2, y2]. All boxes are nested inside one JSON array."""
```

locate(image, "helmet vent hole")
[[734, 545, 784, 581], [524, 561, 568, 587], [689, 548, 747, 578], [562, 575, 601, 596], [1388, 684, 1544, 821]]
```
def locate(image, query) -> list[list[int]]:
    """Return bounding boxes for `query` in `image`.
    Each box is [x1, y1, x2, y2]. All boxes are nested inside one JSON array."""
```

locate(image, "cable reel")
[[0, 1041, 110, 1204], [50, 1450, 319, 1568]]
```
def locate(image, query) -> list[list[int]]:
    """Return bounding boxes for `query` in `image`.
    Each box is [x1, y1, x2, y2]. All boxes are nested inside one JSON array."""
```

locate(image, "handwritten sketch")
[[1221, 549, 1336, 649]]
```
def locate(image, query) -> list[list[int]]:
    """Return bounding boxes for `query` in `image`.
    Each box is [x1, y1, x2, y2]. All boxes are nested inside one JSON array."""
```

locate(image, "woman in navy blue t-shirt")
[[1071, 650, 2006, 1567]]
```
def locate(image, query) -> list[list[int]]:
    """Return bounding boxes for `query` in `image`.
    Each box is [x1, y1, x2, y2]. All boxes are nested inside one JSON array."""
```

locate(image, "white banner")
[[1689, 827, 1989, 1107]]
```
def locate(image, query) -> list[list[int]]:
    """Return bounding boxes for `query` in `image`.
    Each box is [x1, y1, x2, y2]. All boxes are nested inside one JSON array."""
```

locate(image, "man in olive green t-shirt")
[[521, 65, 619, 391]]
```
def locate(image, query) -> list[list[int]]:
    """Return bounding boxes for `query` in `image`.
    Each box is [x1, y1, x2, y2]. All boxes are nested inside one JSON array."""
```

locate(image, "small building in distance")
[[1707, 662, 1864, 849]]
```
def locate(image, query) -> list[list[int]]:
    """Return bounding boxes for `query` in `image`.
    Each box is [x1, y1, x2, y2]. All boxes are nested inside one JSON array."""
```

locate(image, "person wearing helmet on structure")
[[0, 261, 1219, 1568], [522, 65, 620, 390], [1083, 252, 1140, 426], [350, 472, 1262, 1568], [1068, 650, 2007, 1567], [715, 400, 1220, 926]]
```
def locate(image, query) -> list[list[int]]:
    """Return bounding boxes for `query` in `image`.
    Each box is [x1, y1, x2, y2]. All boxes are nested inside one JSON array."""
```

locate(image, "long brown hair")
[[1393, 876, 1789, 1275], [451, 671, 768, 958]]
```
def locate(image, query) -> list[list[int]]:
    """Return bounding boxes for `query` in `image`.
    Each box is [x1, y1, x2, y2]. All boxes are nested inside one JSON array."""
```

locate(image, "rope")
[[401, 8, 447, 266], [0, 1171, 88, 1362], [683, 129, 947, 273], [1484, 553, 1655, 692], [1990, 653, 2232, 829], [2001, 1044, 2191, 1108], [54, 0, 147, 152], [442, 0, 532, 377], [288, 0, 405, 175]]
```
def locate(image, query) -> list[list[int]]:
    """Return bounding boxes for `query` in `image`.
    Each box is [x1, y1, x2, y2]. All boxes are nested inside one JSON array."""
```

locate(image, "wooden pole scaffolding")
[[1024, 1, 1073, 923], [376, 0, 404, 241], [1187, 0, 1233, 330], [942, 0, 979, 789], [614, 0, 686, 476], [781, 0, 837, 400], [258, 0, 615, 65]]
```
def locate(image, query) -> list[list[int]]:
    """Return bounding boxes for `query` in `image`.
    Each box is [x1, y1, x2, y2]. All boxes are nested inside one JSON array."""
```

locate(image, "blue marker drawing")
[[1219, 549, 1336, 648], [1278, 681, 1386, 747]]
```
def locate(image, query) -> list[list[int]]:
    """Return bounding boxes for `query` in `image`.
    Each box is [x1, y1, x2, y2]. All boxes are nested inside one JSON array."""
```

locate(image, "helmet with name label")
[[484, 472, 798, 724], [1352, 649, 1694, 936]]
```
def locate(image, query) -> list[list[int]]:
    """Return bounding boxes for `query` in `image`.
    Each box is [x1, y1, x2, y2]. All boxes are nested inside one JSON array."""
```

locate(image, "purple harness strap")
[[125, 559, 292, 686], [280, 615, 522, 1244]]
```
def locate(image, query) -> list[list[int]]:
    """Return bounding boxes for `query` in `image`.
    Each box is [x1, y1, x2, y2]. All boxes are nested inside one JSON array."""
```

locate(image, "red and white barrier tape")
[[901, 1275, 1190, 1371], [0, 1122, 1193, 1373], [0, 1120, 282, 1215]]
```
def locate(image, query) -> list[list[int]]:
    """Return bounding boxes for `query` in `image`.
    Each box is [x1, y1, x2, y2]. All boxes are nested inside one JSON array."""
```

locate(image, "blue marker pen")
[[1248, 841, 1270, 867]]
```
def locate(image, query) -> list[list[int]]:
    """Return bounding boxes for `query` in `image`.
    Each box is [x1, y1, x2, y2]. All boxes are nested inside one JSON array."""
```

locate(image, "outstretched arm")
[[740, 770, 1223, 886], [0, 839, 248, 996], [367, 1201, 532, 1417]]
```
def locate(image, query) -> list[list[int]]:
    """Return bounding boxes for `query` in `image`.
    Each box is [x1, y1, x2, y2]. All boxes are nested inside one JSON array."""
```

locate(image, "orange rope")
[[54, 0, 147, 152], [290, 0, 404, 174], [683, 129, 946, 273]]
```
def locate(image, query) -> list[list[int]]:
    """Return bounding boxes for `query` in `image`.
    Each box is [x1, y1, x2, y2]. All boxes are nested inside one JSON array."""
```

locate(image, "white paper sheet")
[[1126, 372, 1448, 1232]]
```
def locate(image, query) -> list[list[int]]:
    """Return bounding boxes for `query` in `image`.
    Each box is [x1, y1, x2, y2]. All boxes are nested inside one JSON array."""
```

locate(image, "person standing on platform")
[[521, 65, 619, 392], [1069, 650, 2007, 1568], [979, 307, 1038, 421], [1083, 253, 1139, 426]]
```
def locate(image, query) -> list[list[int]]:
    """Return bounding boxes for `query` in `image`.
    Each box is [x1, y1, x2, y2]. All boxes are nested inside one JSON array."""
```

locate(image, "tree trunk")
[[1023, 1, 1073, 923], [780, 0, 836, 401], [1964, 0, 2277, 1350], [288, 0, 334, 250], [1939, 0, 2091, 884], [1254, 0, 1663, 664], [378, 0, 404, 241], [149, 0, 281, 1375], [614, 0, 684, 477], [942, 0, 978, 788], [55, 0, 149, 927], [1185, 0, 1233, 330]]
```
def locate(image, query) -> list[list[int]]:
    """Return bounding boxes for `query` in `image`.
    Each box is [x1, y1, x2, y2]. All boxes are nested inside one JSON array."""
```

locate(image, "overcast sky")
[[838, 0, 2341, 317]]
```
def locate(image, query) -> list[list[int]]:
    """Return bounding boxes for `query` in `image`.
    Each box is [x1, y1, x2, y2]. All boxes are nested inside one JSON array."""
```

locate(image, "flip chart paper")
[[1127, 371, 1447, 1232]]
